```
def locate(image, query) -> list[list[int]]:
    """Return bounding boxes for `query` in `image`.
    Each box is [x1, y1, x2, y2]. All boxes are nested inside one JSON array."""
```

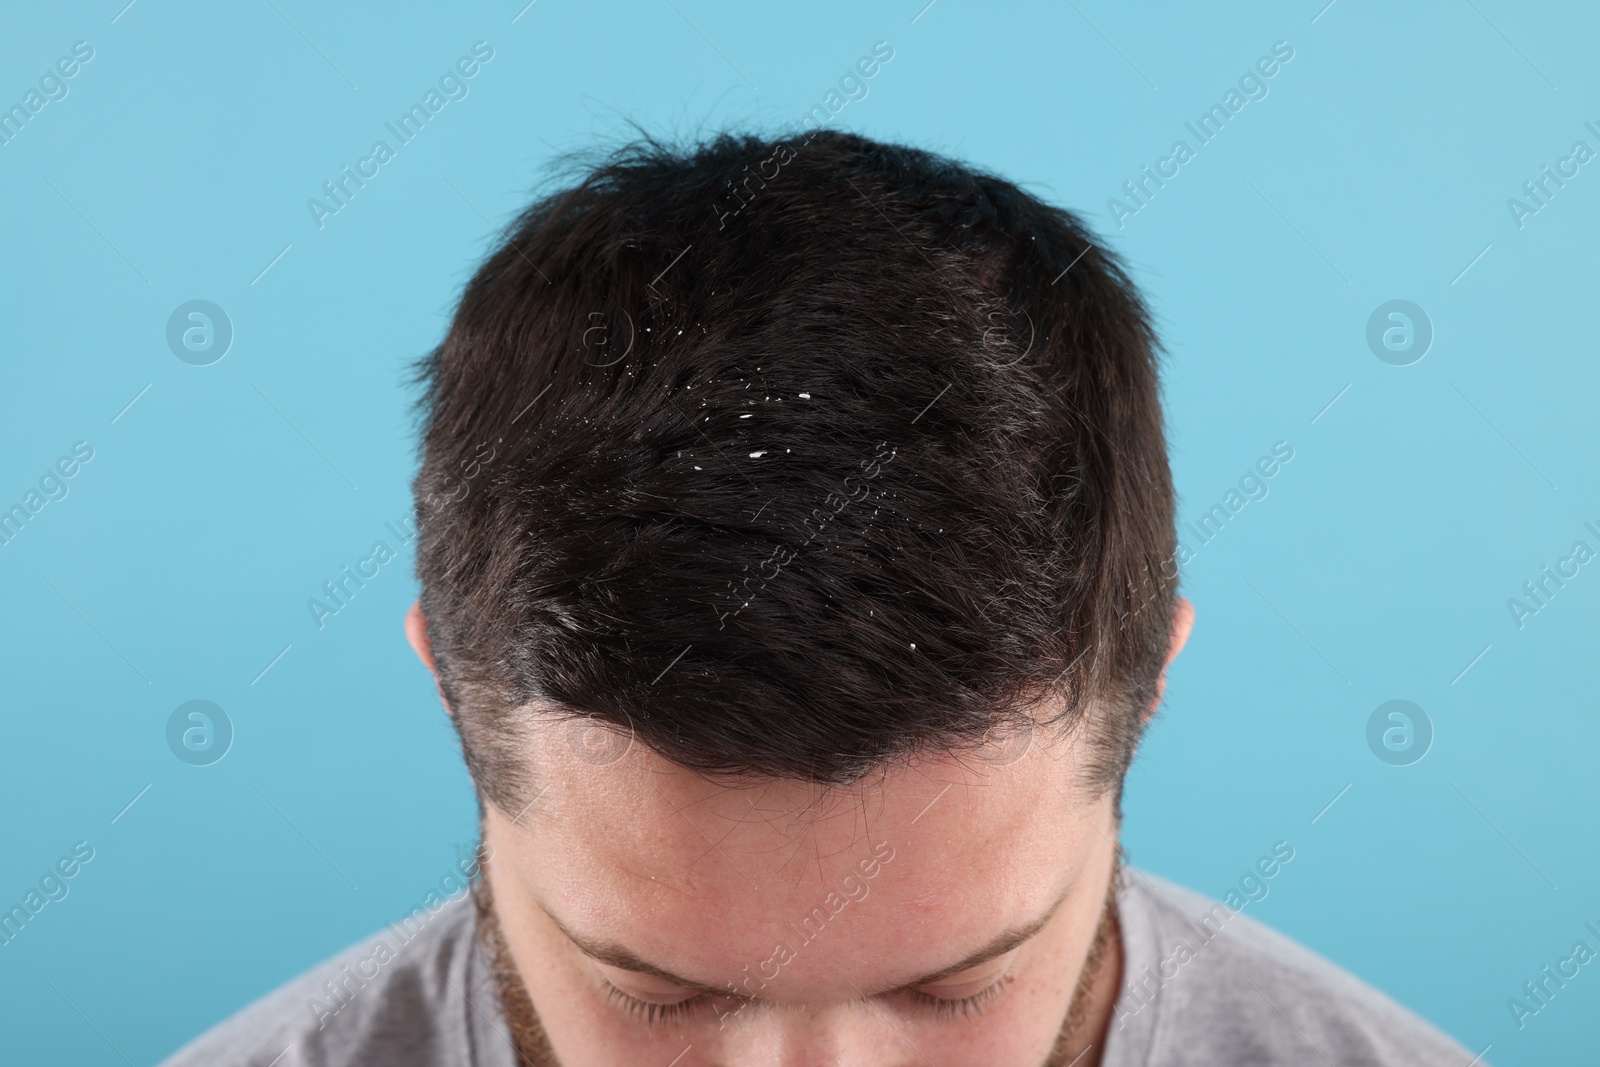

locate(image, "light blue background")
[[2, 0, 1596, 1063]]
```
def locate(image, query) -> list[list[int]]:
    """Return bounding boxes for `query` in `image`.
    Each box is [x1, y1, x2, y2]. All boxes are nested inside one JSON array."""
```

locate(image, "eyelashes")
[[601, 974, 1010, 1028], [908, 977, 1008, 1020], [602, 981, 707, 1027]]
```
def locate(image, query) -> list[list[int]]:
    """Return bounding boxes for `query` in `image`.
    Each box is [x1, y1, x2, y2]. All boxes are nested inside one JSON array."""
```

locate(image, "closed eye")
[[602, 980, 714, 1027], [906, 972, 1011, 1019], [600, 969, 1013, 1028]]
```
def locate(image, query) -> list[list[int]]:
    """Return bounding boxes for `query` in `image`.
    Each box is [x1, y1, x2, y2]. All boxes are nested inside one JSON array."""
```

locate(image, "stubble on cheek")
[[472, 873, 565, 1067], [1041, 859, 1124, 1067]]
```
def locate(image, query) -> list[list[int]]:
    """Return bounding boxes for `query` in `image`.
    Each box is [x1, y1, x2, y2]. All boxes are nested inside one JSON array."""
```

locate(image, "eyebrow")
[[545, 881, 1073, 1002]]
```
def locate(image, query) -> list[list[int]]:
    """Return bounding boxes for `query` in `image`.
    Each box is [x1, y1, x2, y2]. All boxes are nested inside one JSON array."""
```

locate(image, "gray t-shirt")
[[157, 867, 1481, 1066]]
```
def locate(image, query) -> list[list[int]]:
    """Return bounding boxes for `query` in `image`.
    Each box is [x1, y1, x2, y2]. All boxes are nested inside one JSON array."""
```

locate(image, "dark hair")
[[408, 129, 1176, 817]]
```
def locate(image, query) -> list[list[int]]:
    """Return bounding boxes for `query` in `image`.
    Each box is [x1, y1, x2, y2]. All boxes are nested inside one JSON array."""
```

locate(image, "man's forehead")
[[481, 712, 1113, 1005], [493, 708, 1101, 893]]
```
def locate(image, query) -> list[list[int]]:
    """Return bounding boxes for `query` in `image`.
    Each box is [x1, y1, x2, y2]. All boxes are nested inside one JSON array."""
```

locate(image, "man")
[[161, 130, 1478, 1065]]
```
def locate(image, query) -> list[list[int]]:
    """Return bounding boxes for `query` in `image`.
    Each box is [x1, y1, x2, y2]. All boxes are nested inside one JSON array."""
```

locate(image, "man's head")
[[404, 129, 1191, 1063]]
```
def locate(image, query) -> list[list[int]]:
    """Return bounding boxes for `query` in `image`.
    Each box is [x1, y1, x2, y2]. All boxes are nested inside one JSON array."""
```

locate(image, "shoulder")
[[157, 893, 512, 1067], [1109, 869, 1484, 1067]]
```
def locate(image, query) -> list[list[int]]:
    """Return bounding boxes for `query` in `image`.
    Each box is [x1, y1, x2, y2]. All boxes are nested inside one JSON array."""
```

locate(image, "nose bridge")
[[713, 999, 913, 1067]]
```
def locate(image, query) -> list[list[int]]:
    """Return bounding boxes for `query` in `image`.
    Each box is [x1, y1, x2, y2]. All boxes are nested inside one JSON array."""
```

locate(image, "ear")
[[405, 601, 452, 716], [1142, 596, 1194, 724]]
